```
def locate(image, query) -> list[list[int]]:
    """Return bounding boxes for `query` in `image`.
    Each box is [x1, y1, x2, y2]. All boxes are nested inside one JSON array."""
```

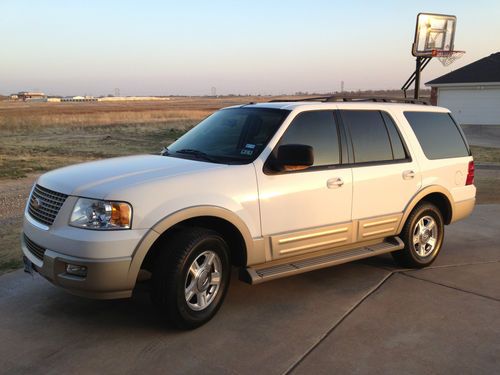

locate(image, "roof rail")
[[269, 95, 429, 105]]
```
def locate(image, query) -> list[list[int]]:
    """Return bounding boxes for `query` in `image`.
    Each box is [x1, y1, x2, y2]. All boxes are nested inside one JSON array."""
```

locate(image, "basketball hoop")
[[404, 12, 464, 99], [432, 50, 465, 67]]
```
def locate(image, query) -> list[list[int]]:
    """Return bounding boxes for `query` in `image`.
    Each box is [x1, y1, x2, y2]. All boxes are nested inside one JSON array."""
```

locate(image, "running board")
[[240, 237, 404, 285]]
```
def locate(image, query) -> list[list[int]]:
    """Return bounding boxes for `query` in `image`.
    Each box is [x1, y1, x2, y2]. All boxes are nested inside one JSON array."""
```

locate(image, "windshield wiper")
[[174, 149, 221, 163]]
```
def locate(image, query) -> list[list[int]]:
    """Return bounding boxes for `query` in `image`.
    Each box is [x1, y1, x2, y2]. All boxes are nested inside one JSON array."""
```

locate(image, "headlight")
[[70, 198, 132, 230]]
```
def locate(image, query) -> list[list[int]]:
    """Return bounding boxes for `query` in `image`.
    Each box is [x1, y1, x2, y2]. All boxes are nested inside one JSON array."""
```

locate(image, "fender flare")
[[396, 185, 454, 233], [126, 206, 256, 286]]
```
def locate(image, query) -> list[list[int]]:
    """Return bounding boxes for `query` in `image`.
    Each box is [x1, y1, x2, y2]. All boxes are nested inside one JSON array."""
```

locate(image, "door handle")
[[327, 177, 344, 189], [403, 170, 415, 180]]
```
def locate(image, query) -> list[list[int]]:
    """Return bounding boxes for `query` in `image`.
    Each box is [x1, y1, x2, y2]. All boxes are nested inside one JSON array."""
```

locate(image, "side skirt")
[[239, 236, 404, 285]]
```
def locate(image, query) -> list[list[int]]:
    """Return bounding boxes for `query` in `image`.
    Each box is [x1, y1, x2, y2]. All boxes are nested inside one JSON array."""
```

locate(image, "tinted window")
[[278, 111, 339, 166], [381, 111, 407, 160], [168, 108, 288, 164], [342, 110, 392, 163], [404, 112, 469, 159]]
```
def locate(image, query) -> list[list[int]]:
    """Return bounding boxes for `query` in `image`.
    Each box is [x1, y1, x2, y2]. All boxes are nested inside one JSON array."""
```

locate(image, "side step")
[[240, 237, 404, 285]]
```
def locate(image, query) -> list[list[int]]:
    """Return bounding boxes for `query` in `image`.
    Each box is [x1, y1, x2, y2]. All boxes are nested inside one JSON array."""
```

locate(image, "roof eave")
[[425, 81, 500, 88]]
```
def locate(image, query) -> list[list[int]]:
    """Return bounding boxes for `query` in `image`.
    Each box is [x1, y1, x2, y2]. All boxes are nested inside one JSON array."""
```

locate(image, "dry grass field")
[[0, 97, 270, 179], [0, 97, 498, 275]]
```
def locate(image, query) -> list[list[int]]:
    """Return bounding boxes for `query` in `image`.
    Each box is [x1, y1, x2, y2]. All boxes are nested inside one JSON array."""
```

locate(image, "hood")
[[37, 155, 225, 199]]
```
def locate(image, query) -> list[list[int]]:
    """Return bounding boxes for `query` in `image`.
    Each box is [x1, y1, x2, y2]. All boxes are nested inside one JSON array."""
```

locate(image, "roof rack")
[[269, 95, 429, 105]]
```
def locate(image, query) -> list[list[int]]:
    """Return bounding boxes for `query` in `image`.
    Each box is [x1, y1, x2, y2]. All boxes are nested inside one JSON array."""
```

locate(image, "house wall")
[[437, 86, 500, 125]]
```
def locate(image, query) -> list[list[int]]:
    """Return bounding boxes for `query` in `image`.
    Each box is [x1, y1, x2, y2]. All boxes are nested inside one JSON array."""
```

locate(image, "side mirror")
[[276, 144, 314, 171]]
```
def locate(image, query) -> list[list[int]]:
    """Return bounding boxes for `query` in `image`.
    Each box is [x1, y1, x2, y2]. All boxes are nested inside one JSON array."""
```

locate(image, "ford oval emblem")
[[31, 196, 42, 209]]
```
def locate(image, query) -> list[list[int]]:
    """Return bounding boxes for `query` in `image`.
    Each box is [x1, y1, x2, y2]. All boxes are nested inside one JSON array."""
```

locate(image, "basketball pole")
[[402, 56, 431, 99], [414, 57, 422, 99]]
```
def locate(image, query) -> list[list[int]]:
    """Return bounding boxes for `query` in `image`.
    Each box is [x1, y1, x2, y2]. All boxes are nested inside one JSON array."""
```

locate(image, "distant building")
[[61, 96, 98, 102], [17, 92, 47, 101], [98, 96, 170, 102], [426, 52, 500, 125], [9, 92, 170, 103]]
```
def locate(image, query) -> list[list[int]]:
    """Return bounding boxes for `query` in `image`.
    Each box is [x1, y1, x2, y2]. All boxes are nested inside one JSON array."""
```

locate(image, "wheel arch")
[[397, 186, 454, 234], [127, 206, 259, 285]]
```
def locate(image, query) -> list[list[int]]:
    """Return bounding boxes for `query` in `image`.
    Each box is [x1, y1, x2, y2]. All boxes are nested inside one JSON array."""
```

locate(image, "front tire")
[[151, 228, 231, 329], [391, 202, 444, 268]]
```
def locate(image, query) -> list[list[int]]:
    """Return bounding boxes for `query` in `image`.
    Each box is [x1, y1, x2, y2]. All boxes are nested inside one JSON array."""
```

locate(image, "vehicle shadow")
[[360, 253, 401, 270], [32, 280, 172, 332], [31, 259, 392, 334]]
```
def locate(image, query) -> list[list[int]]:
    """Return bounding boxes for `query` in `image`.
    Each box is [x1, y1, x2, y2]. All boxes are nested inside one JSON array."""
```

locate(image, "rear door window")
[[404, 112, 470, 159], [341, 110, 393, 163], [381, 111, 408, 160]]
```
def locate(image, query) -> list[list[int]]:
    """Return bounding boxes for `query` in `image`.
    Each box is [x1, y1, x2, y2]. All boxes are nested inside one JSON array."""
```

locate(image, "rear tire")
[[151, 227, 231, 329], [391, 202, 444, 268]]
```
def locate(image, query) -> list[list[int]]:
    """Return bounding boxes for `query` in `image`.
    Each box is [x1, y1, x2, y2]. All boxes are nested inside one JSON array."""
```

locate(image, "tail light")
[[466, 160, 475, 185]]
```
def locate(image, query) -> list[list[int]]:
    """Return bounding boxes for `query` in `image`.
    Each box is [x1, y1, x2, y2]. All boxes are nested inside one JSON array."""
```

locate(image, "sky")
[[1, 0, 499, 96]]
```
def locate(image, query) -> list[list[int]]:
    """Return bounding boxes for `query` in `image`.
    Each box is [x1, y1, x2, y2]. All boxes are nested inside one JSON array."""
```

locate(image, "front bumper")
[[22, 196, 149, 299], [22, 240, 133, 299]]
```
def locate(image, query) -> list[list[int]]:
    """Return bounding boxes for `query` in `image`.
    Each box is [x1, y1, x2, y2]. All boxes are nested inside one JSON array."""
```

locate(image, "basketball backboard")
[[412, 13, 457, 57]]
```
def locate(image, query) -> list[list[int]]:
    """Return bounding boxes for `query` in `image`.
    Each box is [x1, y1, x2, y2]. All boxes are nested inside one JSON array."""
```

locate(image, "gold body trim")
[[271, 222, 353, 258], [357, 213, 402, 241], [278, 227, 348, 244]]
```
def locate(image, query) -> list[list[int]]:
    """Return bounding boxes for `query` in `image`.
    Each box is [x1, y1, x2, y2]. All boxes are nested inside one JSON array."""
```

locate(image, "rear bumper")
[[451, 197, 475, 223]]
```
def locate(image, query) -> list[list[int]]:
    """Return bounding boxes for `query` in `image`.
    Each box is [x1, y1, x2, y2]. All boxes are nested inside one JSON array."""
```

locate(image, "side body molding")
[[126, 206, 261, 285]]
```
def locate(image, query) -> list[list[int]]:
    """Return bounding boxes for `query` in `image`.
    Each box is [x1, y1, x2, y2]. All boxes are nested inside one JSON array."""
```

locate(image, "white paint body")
[[23, 101, 476, 266]]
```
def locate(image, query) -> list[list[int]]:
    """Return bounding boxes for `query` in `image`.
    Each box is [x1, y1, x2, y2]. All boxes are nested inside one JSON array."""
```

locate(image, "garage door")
[[437, 87, 500, 125]]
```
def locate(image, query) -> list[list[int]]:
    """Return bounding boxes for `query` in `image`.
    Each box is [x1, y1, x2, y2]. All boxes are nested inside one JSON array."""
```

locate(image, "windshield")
[[167, 107, 289, 164]]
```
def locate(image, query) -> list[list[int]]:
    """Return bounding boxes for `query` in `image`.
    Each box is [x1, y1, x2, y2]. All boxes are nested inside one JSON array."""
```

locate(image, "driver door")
[[255, 110, 353, 259]]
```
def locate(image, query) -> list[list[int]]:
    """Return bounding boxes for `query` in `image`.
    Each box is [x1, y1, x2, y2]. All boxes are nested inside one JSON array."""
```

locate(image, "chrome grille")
[[23, 234, 46, 261], [28, 184, 68, 226]]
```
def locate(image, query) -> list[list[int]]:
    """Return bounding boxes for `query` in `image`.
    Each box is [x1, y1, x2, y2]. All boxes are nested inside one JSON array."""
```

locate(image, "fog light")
[[66, 264, 87, 277]]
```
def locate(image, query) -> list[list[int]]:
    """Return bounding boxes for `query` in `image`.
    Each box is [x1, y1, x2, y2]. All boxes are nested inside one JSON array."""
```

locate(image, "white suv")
[[22, 97, 476, 328]]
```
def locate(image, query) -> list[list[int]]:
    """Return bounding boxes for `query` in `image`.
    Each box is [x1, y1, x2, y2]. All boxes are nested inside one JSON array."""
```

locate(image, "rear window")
[[404, 112, 470, 159]]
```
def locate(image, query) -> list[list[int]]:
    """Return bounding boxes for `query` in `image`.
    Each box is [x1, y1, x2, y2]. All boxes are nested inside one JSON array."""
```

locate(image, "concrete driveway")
[[1, 205, 499, 375]]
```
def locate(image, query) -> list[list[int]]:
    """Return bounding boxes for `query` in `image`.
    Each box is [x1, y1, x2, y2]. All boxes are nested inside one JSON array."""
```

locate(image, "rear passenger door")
[[340, 110, 421, 241]]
